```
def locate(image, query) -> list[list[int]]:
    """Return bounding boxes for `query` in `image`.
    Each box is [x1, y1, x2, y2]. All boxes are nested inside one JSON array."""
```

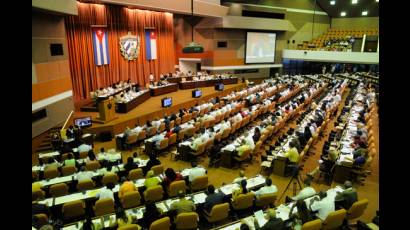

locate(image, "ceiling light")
[[376, 0, 379, 2], [341, 12, 346, 16], [362, 11, 368, 16], [330, 1, 335, 5], [352, 0, 358, 4]]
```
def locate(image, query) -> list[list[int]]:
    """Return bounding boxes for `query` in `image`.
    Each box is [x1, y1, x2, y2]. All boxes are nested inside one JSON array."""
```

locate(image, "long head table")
[[166, 76, 193, 83], [115, 89, 151, 113], [178, 78, 238, 90], [149, 83, 178, 96]]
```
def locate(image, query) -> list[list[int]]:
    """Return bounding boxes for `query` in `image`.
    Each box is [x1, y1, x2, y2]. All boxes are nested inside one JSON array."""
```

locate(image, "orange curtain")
[[65, 2, 175, 100]]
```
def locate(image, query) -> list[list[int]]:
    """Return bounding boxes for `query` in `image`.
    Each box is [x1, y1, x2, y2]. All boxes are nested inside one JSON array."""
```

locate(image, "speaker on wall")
[[292, 40, 295, 44]]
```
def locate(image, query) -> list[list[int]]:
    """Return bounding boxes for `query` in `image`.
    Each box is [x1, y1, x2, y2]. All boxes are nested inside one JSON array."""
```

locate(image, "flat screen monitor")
[[245, 32, 276, 64], [74, 116, 92, 128], [215, 83, 224, 91], [192, 89, 202, 98], [162, 97, 172, 107]]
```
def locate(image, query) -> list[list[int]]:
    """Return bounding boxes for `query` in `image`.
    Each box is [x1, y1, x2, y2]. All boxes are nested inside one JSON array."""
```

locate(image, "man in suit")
[[66, 125, 75, 139], [204, 185, 225, 212], [335, 180, 358, 210]]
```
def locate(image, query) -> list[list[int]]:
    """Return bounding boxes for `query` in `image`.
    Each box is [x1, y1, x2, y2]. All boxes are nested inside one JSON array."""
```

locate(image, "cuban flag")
[[145, 30, 157, 60], [92, 28, 110, 66]]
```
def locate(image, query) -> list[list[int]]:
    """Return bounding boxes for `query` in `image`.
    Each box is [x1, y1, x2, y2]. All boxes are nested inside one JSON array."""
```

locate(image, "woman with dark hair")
[[142, 202, 163, 229], [144, 153, 161, 175], [232, 179, 248, 199], [163, 168, 183, 188], [253, 127, 261, 142], [289, 199, 314, 229]]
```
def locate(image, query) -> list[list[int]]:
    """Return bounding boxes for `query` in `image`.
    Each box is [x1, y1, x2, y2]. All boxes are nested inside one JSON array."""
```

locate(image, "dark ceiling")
[[316, 0, 379, 18], [222, 0, 379, 18]]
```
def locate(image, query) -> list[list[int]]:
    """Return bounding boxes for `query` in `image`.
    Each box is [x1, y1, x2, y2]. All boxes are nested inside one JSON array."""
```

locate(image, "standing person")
[[149, 73, 154, 86]]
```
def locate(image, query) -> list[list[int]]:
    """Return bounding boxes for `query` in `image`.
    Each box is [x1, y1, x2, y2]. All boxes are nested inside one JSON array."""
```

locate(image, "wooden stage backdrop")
[[74, 83, 246, 136]]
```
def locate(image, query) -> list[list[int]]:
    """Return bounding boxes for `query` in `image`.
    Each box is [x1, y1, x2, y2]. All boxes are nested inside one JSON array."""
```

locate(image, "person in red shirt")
[[165, 128, 173, 138], [163, 168, 183, 188]]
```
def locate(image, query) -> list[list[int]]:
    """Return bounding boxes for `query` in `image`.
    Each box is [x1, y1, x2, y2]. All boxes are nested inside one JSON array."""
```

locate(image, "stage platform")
[[74, 82, 246, 136]]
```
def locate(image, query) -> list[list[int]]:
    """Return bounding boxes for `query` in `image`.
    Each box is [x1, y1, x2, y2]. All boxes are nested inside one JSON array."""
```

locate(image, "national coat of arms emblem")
[[119, 32, 140, 61]]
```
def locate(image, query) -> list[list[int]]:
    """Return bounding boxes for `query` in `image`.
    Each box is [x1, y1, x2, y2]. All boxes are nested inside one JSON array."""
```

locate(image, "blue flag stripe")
[[145, 30, 152, 60]]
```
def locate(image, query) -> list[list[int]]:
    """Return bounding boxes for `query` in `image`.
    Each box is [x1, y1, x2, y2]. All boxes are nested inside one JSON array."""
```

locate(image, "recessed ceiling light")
[[362, 11, 368, 16], [330, 1, 336, 5], [341, 12, 346, 16], [376, 0, 379, 2], [352, 0, 358, 4]]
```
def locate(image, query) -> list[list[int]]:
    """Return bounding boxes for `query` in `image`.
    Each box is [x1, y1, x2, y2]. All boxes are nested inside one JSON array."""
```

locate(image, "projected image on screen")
[[245, 32, 276, 64]]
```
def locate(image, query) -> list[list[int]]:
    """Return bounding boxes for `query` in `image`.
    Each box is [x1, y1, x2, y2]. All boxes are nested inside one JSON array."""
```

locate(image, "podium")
[[93, 97, 118, 124]]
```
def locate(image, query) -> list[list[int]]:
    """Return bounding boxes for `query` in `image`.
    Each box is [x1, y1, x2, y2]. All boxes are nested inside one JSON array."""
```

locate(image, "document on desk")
[[156, 202, 168, 212], [193, 193, 207, 204], [276, 204, 292, 221], [135, 178, 146, 187], [247, 175, 265, 189], [181, 168, 191, 177], [261, 161, 272, 167], [220, 183, 240, 195], [254, 210, 267, 227]]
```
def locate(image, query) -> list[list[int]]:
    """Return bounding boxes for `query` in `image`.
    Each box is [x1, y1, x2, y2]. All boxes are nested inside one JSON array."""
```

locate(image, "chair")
[[169, 120, 175, 129], [177, 131, 185, 141], [321, 209, 347, 230], [126, 134, 139, 149], [118, 224, 141, 230], [94, 198, 115, 216], [49, 183, 69, 197], [151, 164, 164, 175], [148, 127, 158, 137], [175, 212, 199, 230], [232, 192, 254, 210], [120, 191, 141, 209], [79, 151, 88, 159], [168, 180, 187, 197], [101, 173, 119, 185], [32, 170, 39, 181], [192, 143, 206, 156], [159, 122, 166, 133], [255, 193, 277, 208], [77, 179, 95, 191], [32, 189, 46, 200], [86, 161, 101, 171], [346, 199, 369, 222], [221, 128, 231, 139], [144, 185, 164, 202], [233, 149, 252, 168], [44, 168, 59, 180], [301, 219, 322, 230], [62, 165, 77, 176], [149, 216, 171, 230], [137, 130, 147, 141], [175, 117, 181, 125], [190, 175, 208, 192], [168, 133, 177, 146], [128, 168, 144, 181], [204, 202, 230, 224], [155, 138, 169, 152], [33, 213, 49, 228], [62, 200, 85, 220]]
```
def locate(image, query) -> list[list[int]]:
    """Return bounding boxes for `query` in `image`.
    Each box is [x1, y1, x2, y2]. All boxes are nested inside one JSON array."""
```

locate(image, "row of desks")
[[62, 175, 266, 229], [115, 89, 151, 113]]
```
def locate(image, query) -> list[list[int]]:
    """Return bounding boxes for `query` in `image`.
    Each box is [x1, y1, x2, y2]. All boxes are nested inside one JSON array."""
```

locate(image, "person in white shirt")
[[290, 179, 316, 201], [309, 191, 335, 221], [76, 166, 94, 182], [149, 73, 154, 85], [253, 178, 278, 198], [150, 133, 165, 149], [96, 183, 115, 201], [190, 133, 203, 151], [244, 132, 255, 150], [97, 147, 108, 161], [188, 162, 206, 182], [233, 170, 247, 184], [151, 118, 161, 130], [78, 143, 92, 153]]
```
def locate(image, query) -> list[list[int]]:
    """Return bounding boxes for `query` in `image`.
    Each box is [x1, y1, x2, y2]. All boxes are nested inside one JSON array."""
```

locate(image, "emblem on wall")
[[119, 32, 140, 61]]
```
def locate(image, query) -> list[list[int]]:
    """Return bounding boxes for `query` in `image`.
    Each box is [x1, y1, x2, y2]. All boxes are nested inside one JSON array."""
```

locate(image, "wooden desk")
[[115, 90, 150, 113], [166, 76, 193, 83], [220, 150, 234, 168], [149, 83, 178, 96], [272, 156, 288, 177], [179, 78, 238, 90]]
